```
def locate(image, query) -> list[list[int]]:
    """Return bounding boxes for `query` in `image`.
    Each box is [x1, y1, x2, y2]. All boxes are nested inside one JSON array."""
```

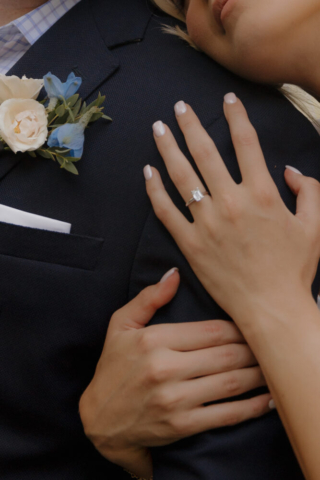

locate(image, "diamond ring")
[[185, 188, 210, 208]]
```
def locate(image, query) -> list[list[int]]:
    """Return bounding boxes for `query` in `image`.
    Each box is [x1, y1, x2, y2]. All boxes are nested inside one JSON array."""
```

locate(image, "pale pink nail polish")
[[224, 92, 237, 104], [174, 101, 187, 116], [285, 165, 302, 175], [160, 267, 179, 283], [143, 165, 153, 181], [269, 399, 276, 410], [153, 121, 166, 137]]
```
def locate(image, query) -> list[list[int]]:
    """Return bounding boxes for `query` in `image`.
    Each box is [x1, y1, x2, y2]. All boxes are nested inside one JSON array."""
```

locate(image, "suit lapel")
[[0, 0, 153, 181]]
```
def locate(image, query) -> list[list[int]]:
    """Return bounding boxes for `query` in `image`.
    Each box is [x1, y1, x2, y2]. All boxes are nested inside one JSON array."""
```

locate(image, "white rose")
[[0, 75, 44, 104], [0, 99, 48, 153]]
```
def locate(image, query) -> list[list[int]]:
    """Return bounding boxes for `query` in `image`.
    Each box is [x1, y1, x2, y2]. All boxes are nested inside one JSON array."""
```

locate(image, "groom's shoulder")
[[87, 0, 320, 147]]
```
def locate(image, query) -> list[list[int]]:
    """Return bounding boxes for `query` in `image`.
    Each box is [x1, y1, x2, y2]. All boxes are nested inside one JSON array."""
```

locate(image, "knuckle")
[[203, 321, 225, 345], [233, 128, 258, 147], [145, 357, 171, 384], [138, 330, 159, 354], [202, 217, 218, 238], [153, 202, 170, 223], [79, 388, 98, 436], [254, 187, 276, 208], [224, 373, 241, 396], [185, 234, 204, 256], [220, 345, 239, 369], [305, 176, 320, 189], [171, 169, 190, 187], [149, 389, 180, 413], [78, 392, 90, 429], [221, 193, 242, 221], [169, 416, 189, 437], [222, 410, 242, 427], [182, 118, 195, 131], [193, 142, 213, 162], [138, 286, 153, 305], [109, 310, 121, 325], [249, 396, 266, 416]]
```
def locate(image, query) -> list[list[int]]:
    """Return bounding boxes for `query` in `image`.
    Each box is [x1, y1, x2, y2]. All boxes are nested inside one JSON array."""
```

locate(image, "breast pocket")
[[0, 221, 104, 270]]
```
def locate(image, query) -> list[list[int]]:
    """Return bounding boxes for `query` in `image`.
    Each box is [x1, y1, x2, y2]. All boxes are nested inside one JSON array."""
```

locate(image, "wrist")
[[237, 286, 318, 344], [106, 446, 153, 479]]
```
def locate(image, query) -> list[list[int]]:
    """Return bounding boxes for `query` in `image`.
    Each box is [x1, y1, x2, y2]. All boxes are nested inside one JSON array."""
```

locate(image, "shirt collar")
[[4, 0, 81, 46]]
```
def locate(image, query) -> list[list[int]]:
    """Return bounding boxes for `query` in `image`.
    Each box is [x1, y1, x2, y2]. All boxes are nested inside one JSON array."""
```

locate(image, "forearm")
[[239, 291, 320, 480]]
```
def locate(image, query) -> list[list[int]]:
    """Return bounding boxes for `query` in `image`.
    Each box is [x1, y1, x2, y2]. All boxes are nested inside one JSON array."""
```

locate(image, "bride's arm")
[[145, 96, 320, 480], [243, 285, 320, 479]]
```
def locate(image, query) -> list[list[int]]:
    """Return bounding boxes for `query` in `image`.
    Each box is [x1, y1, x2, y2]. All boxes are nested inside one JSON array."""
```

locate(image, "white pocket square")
[[0, 204, 71, 234]]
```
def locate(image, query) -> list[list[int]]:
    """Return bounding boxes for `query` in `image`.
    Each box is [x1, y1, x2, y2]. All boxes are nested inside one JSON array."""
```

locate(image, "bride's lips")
[[212, 0, 236, 29]]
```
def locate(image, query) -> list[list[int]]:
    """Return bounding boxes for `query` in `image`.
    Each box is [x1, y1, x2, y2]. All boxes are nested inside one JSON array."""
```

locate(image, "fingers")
[[223, 93, 272, 185], [284, 166, 320, 229], [108, 268, 180, 334], [144, 166, 195, 246], [152, 120, 211, 214], [186, 393, 273, 435], [173, 102, 234, 193], [146, 319, 245, 352], [179, 343, 257, 379], [185, 366, 266, 406]]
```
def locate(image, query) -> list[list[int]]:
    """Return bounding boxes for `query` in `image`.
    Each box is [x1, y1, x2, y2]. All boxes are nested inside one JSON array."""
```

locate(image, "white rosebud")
[[0, 99, 48, 153], [0, 75, 44, 104]]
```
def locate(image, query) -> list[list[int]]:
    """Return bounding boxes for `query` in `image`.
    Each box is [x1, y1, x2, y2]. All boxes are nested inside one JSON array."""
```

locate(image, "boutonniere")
[[0, 72, 111, 175]]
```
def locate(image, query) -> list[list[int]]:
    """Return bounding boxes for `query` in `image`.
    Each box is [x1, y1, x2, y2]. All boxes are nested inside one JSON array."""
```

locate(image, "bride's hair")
[[151, 0, 198, 48], [152, 0, 320, 130]]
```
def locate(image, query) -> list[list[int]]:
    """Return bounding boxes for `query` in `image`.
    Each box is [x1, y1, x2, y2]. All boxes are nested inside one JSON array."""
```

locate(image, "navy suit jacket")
[[1, 1, 319, 478]]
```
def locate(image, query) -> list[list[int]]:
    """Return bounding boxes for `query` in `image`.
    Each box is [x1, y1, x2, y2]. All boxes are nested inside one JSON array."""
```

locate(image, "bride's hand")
[[145, 95, 320, 328]]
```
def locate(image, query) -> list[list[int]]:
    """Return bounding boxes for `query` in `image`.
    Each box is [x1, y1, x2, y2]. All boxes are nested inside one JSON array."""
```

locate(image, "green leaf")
[[82, 98, 100, 114], [66, 107, 74, 123], [63, 161, 79, 175], [98, 95, 106, 107], [56, 155, 65, 166], [46, 147, 70, 155], [80, 101, 87, 115], [89, 112, 104, 123], [102, 115, 112, 122], [72, 98, 82, 118], [67, 94, 79, 108], [47, 110, 57, 124], [28, 151, 37, 158], [36, 149, 52, 159], [57, 111, 69, 124], [48, 124, 66, 128], [56, 104, 66, 117], [55, 148, 71, 154]]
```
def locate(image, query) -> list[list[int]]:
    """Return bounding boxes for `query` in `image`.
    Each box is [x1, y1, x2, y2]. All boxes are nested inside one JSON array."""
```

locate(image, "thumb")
[[108, 268, 180, 334], [284, 166, 320, 225]]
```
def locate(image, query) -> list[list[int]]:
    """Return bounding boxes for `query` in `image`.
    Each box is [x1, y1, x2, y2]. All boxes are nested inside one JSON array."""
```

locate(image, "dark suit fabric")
[[0, 0, 319, 478]]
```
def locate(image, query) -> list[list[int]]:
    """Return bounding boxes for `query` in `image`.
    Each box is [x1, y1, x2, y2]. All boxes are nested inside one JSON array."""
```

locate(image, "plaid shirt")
[[0, 0, 81, 75]]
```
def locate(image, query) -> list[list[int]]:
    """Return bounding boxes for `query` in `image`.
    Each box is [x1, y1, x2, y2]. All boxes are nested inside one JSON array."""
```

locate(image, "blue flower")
[[43, 72, 82, 100], [48, 123, 85, 158]]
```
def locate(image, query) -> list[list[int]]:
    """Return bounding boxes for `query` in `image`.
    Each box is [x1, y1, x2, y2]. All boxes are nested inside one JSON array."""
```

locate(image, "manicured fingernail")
[[224, 92, 237, 104], [174, 101, 187, 116], [160, 267, 179, 283], [153, 121, 166, 137], [285, 165, 302, 175], [143, 165, 153, 181], [269, 399, 276, 410]]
